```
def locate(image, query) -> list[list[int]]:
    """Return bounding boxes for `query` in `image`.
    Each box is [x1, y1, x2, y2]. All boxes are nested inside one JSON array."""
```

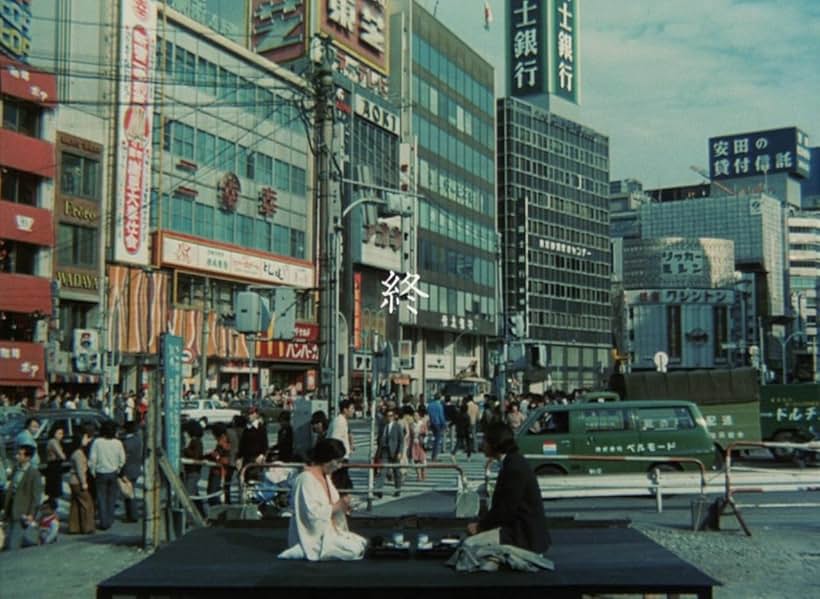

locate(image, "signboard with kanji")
[[709, 127, 811, 180], [551, 0, 579, 103], [507, 0, 548, 98]]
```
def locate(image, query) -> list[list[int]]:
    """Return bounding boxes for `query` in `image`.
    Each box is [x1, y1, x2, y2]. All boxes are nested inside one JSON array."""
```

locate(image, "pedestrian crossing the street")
[[346, 425, 492, 500]]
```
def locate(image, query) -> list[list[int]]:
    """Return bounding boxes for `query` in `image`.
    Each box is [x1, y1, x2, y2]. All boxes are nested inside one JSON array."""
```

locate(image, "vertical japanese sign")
[[353, 272, 362, 350], [551, 0, 578, 103], [162, 333, 183, 473], [114, 0, 156, 265], [508, 0, 547, 98], [709, 127, 811, 180]]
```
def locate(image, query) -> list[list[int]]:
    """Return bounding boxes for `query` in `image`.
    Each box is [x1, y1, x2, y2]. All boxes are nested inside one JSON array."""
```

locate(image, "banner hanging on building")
[[162, 333, 183, 473], [114, 0, 156, 265]]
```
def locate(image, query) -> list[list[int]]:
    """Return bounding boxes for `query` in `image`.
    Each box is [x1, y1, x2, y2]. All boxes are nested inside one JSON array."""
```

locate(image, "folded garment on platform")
[[446, 528, 555, 573]]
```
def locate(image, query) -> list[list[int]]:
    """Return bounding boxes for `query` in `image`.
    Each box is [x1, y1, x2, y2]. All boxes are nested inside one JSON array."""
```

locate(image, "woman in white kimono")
[[278, 438, 367, 561]]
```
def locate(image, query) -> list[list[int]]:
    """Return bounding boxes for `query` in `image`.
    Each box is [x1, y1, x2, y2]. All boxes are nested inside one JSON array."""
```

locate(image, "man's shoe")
[[393, 491, 401, 497], [374, 492, 383, 499]]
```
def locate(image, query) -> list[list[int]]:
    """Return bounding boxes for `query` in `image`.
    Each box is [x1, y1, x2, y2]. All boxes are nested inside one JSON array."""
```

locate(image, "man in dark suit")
[[375, 408, 404, 496], [467, 422, 550, 553], [4, 445, 44, 550]]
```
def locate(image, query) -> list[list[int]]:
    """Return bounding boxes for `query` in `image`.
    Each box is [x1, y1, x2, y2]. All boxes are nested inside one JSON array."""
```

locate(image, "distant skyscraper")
[[497, 96, 611, 391]]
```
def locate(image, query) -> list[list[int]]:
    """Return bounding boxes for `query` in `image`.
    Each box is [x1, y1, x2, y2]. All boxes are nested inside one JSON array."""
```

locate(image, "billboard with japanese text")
[[166, 0, 249, 46], [622, 238, 736, 289], [319, 0, 389, 75], [507, 0, 548, 98], [162, 333, 183, 473], [507, 0, 581, 103], [550, 0, 579, 104], [114, 0, 156, 265], [252, 0, 308, 62], [709, 127, 811, 180]]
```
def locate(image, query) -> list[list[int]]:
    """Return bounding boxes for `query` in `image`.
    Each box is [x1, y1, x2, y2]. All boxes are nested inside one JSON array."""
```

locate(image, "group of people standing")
[[3, 417, 142, 551]]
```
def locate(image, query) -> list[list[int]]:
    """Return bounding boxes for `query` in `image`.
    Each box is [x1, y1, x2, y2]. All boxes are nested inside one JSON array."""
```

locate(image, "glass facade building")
[[391, 0, 497, 397], [497, 96, 611, 391]]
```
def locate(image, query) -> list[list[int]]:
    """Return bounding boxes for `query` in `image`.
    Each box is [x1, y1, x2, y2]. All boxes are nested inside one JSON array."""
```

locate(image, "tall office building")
[[390, 0, 498, 398], [497, 96, 611, 391], [787, 212, 819, 381]]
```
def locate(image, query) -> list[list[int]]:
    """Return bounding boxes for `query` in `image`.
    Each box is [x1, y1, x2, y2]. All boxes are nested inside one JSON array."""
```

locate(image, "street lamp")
[[777, 331, 807, 384]]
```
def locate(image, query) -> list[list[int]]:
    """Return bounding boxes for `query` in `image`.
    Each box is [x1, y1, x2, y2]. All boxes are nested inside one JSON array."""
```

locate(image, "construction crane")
[[690, 165, 737, 197]]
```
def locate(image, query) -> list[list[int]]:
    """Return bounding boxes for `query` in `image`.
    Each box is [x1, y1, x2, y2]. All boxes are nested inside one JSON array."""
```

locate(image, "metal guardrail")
[[238, 460, 469, 511], [514, 453, 709, 513], [714, 440, 820, 535]]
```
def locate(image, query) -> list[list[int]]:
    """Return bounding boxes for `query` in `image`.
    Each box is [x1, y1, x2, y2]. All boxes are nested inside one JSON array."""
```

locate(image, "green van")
[[516, 400, 720, 476]]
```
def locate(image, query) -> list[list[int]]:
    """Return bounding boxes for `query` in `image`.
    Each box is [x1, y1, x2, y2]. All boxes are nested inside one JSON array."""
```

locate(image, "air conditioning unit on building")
[[400, 357, 414, 369]]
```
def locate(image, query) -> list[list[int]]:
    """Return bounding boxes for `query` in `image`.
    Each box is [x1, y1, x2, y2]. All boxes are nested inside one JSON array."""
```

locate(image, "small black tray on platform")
[[413, 544, 456, 560]]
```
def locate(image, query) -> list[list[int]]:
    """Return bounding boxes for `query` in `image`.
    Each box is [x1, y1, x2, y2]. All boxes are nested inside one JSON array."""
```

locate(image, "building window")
[[172, 196, 193, 233], [170, 121, 194, 160], [1, 168, 38, 206], [291, 166, 306, 195], [290, 229, 305, 259], [2, 97, 39, 136], [217, 137, 235, 172], [667, 305, 681, 359], [57, 224, 97, 268], [61, 153, 100, 200], [0, 240, 36, 274], [275, 159, 290, 191], [194, 203, 213, 238], [58, 301, 94, 351], [196, 130, 215, 165]]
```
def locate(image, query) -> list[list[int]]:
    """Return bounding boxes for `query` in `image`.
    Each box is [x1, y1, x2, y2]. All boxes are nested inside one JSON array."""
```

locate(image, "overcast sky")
[[430, 0, 820, 189]]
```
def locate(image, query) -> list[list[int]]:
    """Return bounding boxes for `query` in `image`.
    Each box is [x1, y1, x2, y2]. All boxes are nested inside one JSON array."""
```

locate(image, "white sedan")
[[180, 399, 240, 427]]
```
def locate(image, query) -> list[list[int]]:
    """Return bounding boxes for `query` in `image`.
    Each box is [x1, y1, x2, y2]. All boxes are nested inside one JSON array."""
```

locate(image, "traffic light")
[[235, 291, 271, 333], [508, 313, 525, 338], [272, 287, 296, 340]]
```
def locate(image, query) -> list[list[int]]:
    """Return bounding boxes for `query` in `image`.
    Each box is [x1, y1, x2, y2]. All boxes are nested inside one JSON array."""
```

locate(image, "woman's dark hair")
[[483, 422, 518, 454], [307, 438, 346, 465], [24, 416, 40, 428], [183, 419, 204, 439], [310, 410, 328, 427], [50, 425, 65, 438]]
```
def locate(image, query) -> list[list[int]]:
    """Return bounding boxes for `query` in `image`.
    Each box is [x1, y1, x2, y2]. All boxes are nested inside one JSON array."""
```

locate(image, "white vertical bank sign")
[[114, 0, 156, 265]]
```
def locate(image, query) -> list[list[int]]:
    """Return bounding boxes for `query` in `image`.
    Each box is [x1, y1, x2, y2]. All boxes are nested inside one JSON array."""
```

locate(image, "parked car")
[[2, 408, 114, 467], [516, 400, 720, 476], [228, 398, 284, 425], [180, 399, 240, 428]]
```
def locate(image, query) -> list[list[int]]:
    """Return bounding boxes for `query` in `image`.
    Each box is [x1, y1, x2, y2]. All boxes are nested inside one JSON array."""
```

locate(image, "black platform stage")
[[98, 520, 718, 599]]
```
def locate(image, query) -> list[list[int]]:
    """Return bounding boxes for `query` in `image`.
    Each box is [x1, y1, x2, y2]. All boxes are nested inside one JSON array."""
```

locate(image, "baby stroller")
[[244, 462, 300, 515]]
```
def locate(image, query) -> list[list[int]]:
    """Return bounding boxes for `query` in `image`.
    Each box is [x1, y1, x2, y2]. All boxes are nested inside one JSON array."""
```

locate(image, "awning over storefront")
[[0, 341, 45, 387]]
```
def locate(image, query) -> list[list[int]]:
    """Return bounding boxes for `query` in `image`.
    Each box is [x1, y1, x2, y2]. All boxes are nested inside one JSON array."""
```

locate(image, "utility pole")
[[314, 36, 341, 417]]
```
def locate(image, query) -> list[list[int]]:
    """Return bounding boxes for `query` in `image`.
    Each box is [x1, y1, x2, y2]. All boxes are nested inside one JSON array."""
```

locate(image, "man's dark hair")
[[100, 420, 118, 439], [339, 399, 354, 412], [19, 444, 35, 458], [24, 416, 40, 428], [483, 422, 518, 454]]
